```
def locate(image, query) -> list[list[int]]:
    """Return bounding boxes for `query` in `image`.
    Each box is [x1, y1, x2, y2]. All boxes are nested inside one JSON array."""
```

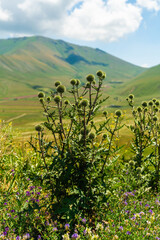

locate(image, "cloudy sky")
[[0, 0, 160, 67]]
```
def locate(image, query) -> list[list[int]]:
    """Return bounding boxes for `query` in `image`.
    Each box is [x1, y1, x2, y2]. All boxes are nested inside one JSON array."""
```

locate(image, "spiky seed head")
[[129, 94, 134, 100], [38, 92, 45, 98], [86, 74, 95, 82], [129, 160, 135, 166], [80, 99, 89, 107], [35, 124, 43, 132], [96, 70, 103, 77], [137, 106, 142, 112], [154, 107, 158, 112], [64, 100, 69, 105], [39, 98, 44, 104], [56, 85, 66, 94], [152, 98, 157, 103], [148, 101, 153, 106], [103, 111, 108, 116], [54, 95, 61, 104], [126, 98, 129, 101], [144, 107, 148, 112], [153, 116, 158, 122], [89, 132, 96, 140], [55, 81, 61, 87], [76, 79, 81, 86], [102, 133, 107, 139], [46, 96, 51, 103], [101, 72, 106, 79], [115, 110, 122, 117], [155, 101, 160, 106], [142, 101, 147, 108], [92, 80, 96, 85], [70, 79, 77, 85], [86, 82, 91, 88], [132, 110, 137, 115]]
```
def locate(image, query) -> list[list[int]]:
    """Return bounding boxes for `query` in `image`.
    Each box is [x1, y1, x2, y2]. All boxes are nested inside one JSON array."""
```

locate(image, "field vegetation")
[[1, 71, 160, 239]]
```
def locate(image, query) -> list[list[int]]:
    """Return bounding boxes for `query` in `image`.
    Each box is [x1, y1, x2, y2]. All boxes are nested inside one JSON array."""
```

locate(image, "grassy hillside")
[[119, 64, 160, 99], [0, 36, 145, 99]]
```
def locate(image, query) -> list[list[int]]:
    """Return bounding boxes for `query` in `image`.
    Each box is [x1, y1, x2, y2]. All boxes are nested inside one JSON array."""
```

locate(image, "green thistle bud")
[[137, 106, 142, 113], [126, 98, 129, 101], [92, 80, 96, 85], [96, 70, 103, 78], [129, 160, 135, 167], [57, 85, 66, 94], [154, 107, 159, 112], [38, 92, 45, 98], [129, 94, 134, 100], [148, 101, 153, 106], [103, 111, 108, 116], [39, 98, 44, 104], [35, 124, 43, 132], [155, 101, 160, 106], [70, 79, 77, 86], [101, 72, 106, 79], [86, 74, 95, 82], [55, 81, 61, 87], [89, 132, 96, 140], [152, 98, 157, 103], [64, 100, 69, 105], [153, 116, 158, 122], [54, 95, 61, 104], [76, 79, 81, 86], [115, 110, 122, 117], [144, 107, 148, 112], [81, 99, 89, 107], [142, 101, 147, 108], [102, 133, 107, 139], [46, 96, 51, 103], [132, 110, 137, 115], [85, 82, 91, 88]]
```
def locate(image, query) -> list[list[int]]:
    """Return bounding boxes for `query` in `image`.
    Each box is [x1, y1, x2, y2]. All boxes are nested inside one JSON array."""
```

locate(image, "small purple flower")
[[3, 231, 7, 236], [37, 235, 41, 239], [119, 226, 123, 231], [4, 202, 7, 205], [82, 218, 86, 224], [5, 227, 9, 232], [149, 209, 153, 214], [11, 169, 14, 172], [65, 223, 70, 230], [26, 191, 31, 196], [27, 178, 30, 181], [16, 192, 20, 195], [36, 192, 41, 195], [83, 229, 87, 235], [145, 204, 150, 207], [24, 233, 30, 239], [71, 233, 79, 239], [16, 236, 20, 240], [126, 231, 131, 235], [11, 209, 15, 213], [53, 227, 58, 232]]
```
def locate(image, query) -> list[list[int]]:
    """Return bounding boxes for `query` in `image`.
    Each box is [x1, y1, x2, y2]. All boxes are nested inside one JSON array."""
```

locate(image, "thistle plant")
[[127, 95, 160, 190], [30, 71, 123, 224]]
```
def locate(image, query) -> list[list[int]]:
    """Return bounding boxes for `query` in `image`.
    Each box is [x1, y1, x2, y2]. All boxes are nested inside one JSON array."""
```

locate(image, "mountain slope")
[[119, 64, 160, 98], [0, 36, 145, 99]]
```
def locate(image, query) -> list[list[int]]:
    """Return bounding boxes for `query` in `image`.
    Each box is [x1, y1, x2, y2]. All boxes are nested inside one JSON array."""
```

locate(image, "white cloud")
[[0, 0, 159, 42], [0, 2, 11, 21], [136, 0, 160, 11], [62, 0, 142, 41]]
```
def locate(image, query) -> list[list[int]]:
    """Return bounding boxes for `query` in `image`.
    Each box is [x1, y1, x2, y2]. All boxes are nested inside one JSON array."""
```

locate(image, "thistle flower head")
[[80, 99, 89, 107], [129, 160, 135, 167], [76, 79, 81, 86], [57, 85, 66, 94], [46, 96, 51, 103], [103, 111, 108, 116], [64, 100, 69, 105], [155, 100, 160, 106], [137, 106, 142, 112], [142, 101, 147, 108], [35, 125, 43, 132], [55, 81, 61, 87], [148, 101, 153, 106], [152, 98, 157, 103], [153, 116, 158, 122], [129, 94, 134, 100], [115, 110, 122, 117], [92, 80, 96, 85], [39, 98, 44, 104], [85, 82, 91, 88], [54, 95, 61, 104], [86, 74, 95, 83], [38, 92, 45, 98], [70, 79, 77, 86], [102, 133, 107, 139], [96, 70, 103, 78]]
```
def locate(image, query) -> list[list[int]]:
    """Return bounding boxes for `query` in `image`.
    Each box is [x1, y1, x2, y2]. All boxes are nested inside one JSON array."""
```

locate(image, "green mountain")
[[119, 64, 160, 99], [0, 36, 145, 99]]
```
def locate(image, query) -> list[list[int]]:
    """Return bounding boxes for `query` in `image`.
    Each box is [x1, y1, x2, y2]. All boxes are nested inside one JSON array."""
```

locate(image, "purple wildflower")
[[37, 235, 41, 239], [71, 233, 79, 239], [16, 236, 20, 240], [119, 226, 123, 231], [26, 191, 31, 196], [126, 231, 131, 235], [65, 223, 70, 230], [53, 227, 57, 232], [82, 218, 86, 224]]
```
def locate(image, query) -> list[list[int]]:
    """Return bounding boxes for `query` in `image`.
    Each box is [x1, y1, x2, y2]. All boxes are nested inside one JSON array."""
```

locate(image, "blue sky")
[[0, 0, 160, 67]]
